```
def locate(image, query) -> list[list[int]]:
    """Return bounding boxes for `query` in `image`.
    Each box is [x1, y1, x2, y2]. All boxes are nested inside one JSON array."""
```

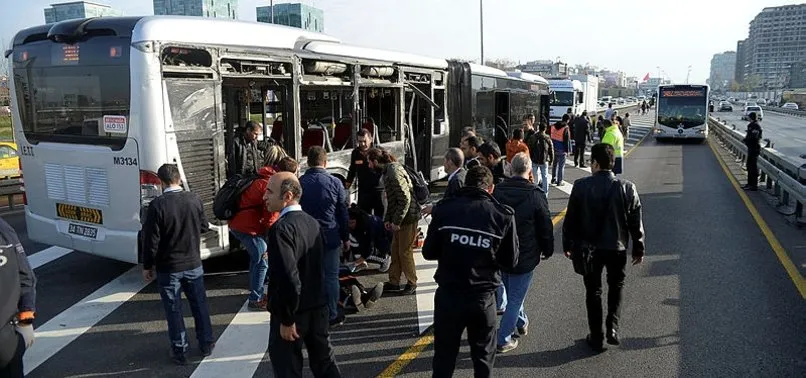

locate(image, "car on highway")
[[742, 105, 763, 121], [0, 142, 20, 179], [719, 101, 733, 111], [781, 102, 799, 110]]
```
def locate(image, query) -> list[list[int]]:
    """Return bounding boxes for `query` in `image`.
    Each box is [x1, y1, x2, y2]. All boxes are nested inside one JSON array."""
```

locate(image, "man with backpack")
[[366, 148, 421, 296], [528, 123, 554, 198], [573, 111, 593, 168]]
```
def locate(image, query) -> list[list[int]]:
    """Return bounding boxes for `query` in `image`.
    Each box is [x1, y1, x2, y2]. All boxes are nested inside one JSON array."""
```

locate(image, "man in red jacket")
[[229, 146, 287, 311]]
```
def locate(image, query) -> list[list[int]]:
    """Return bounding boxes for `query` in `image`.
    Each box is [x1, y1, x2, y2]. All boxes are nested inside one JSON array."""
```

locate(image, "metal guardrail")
[[0, 179, 23, 212], [760, 106, 806, 118], [709, 116, 805, 222]]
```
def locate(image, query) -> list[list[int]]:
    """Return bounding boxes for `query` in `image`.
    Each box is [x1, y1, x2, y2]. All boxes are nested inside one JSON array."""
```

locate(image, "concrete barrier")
[[0, 178, 23, 212], [760, 105, 806, 118]]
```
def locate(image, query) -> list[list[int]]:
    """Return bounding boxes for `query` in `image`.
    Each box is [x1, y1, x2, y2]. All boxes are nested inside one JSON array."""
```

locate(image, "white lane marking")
[[414, 216, 437, 334], [190, 301, 270, 378], [29, 246, 73, 269], [24, 266, 148, 375]]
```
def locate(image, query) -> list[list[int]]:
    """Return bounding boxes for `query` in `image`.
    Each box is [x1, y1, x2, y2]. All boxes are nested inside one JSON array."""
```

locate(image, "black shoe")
[[516, 325, 528, 337], [383, 282, 402, 293], [579, 164, 587, 168], [586, 334, 606, 353], [606, 329, 620, 346], [743, 185, 758, 191], [401, 283, 417, 295], [170, 350, 188, 365], [329, 315, 345, 328], [200, 342, 216, 357]]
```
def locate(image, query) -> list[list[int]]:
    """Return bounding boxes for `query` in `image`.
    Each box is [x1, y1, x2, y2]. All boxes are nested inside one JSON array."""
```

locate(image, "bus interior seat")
[[302, 123, 327, 155], [332, 118, 353, 150], [270, 120, 284, 143]]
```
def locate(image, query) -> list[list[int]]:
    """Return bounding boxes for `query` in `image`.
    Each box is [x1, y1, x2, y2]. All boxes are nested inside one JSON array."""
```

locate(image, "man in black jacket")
[[346, 129, 385, 217], [572, 111, 593, 168], [461, 135, 482, 169], [478, 142, 510, 185], [423, 165, 518, 377], [422, 148, 465, 216], [264, 172, 341, 377], [492, 153, 554, 353], [227, 121, 264, 178], [742, 112, 762, 191], [142, 164, 215, 365], [0, 218, 36, 378], [562, 143, 645, 352]]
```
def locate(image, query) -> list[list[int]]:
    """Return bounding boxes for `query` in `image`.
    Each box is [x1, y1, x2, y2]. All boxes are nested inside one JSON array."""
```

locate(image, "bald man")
[[263, 172, 342, 377]]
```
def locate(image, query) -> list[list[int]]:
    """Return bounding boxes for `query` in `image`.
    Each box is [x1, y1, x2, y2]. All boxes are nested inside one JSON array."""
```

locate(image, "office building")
[[790, 61, 806, 88], [709, 51, 736, 91], [735, 39, 748, 84], [153, 0, 238, 19], [739, 4, 806, 89], [256, 3, 324, 33], [44, 1, 123, 23]]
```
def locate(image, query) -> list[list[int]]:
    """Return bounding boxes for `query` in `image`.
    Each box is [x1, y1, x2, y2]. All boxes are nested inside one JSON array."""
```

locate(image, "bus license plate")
[[68, 223, 98, 239]]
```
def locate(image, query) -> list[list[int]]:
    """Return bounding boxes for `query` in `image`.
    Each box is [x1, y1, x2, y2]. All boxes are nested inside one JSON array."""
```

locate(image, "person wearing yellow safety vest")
[[600, 119, 625, 174]]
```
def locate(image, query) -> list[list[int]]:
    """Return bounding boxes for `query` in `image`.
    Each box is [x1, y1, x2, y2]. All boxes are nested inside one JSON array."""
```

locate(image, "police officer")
[[742, 112, 762, 191], [0, 218, 36, 378], [422, 165, 518, 377]]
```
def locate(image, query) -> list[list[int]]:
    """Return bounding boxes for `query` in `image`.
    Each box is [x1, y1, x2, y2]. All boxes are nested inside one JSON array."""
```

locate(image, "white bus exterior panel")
[[507, 71, 550, 85], [468, 63, 509, 78], [301, 41, 448, 69], [131, 16, 340, 50]]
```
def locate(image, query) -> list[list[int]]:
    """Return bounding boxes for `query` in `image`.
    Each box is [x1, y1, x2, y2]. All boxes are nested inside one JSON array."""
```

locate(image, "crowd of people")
[[1, 107, 648, 377]]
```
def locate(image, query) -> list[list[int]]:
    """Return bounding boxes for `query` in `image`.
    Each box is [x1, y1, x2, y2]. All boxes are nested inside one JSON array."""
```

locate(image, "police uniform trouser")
[[433, 288, 496, 378], [0, 324, 24, 378], [746, 151, 759, 187], [357, 190, 385, 218], [268, 305, 342, 378]]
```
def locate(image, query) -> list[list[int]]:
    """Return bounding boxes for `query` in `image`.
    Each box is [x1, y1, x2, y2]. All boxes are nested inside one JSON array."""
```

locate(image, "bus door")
[[494, 91, 511, 154], [404, 80, 438, 177]]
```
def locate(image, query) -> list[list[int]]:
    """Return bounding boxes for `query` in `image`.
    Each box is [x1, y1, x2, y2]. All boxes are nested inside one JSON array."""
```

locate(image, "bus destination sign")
[[58, 44, 80, 65], [660, 88, 705, 98]]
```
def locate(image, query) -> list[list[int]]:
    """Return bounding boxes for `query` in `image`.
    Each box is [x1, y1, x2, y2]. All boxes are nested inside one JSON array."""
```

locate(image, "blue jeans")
[[232, 230, 268, 302], [496, 285, 507, 312], [533, 162, 549, 199], [497, 271, 534, 346], [156, 266, 214, 354], [322, 246, 341, 321], [552, 152, 567, 184]]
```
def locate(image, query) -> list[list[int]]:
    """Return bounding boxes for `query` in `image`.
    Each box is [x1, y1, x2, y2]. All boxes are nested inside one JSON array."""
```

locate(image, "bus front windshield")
[[550, 91, 574, 107], [12, 35, 132, 150], [657, 97, 707, 128]]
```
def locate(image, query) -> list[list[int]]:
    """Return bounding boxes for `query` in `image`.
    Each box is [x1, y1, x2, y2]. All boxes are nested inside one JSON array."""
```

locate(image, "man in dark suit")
[[422, 148, 465, 216], [263, 172, 342, 377]]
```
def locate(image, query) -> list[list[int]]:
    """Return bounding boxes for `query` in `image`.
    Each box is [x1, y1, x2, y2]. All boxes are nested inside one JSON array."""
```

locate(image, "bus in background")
[[653, 84, 710, 142], [7, 16, 548, 264]]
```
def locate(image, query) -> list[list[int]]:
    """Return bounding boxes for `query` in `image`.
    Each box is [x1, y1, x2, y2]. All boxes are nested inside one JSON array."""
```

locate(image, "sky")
[[2, 0, 805, 83]]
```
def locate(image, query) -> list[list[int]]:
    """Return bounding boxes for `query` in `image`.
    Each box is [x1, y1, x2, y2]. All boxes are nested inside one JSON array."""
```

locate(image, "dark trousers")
[[358, 191, 385, 218], [583, 250, 627, 341], [156, 266, 215, 355], [746, 152, 759, 187], [573, 141, 587, 166], [432, 288, 496, 378], [269, 306, 341, 378], [0, 328, 23, 378]]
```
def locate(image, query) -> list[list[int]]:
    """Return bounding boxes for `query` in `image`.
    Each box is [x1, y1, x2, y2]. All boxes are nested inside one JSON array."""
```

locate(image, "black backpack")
[[213, 173, 259, 220], [401, 164, 430, 205]]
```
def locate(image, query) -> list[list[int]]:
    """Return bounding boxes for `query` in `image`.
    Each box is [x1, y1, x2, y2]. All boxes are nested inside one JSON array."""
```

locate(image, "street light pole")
[[479, 0, 484, 65], [270, 0, 274, 24]]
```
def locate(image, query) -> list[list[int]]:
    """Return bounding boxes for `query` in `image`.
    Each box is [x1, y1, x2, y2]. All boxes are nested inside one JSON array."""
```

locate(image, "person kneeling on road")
[[347, 204, 391, 273]]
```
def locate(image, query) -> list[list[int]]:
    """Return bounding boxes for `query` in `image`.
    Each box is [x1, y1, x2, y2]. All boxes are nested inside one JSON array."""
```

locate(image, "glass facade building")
[[153, 0, 238, 19], [44, 1, 124, 23], [256, 3, 324, 33]]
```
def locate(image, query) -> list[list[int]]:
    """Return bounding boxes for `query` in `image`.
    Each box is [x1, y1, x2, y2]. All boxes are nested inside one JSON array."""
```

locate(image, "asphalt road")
[[713, 108, 806, 163], [4, 110, 805, 377]]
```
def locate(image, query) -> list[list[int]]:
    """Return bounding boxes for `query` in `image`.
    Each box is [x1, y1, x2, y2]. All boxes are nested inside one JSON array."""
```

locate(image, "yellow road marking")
[[707, 140, 806, 299], [378, 130, 651, 377]]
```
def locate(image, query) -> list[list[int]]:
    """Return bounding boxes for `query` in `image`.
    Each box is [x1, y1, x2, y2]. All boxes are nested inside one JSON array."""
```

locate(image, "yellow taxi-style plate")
[[56, 203, 103, 225]]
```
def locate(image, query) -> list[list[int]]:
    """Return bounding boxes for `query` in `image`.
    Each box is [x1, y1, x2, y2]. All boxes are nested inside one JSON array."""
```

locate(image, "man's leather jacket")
[[562, 171, 645, 257]]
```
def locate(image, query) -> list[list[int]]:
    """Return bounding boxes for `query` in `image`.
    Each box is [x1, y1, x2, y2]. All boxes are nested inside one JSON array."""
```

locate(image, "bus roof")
[[132, 15, 340, 50], [469, 63, 510, 78], [301, 41, 448, 69], [506, 71, 550, 85]]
